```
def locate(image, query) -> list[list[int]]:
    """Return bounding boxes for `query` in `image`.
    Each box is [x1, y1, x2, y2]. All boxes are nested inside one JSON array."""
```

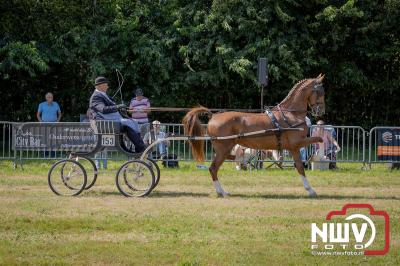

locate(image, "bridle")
[[271, 81, 325, 128], [309, 82, 325, 117], [272, 81, 325, 114]]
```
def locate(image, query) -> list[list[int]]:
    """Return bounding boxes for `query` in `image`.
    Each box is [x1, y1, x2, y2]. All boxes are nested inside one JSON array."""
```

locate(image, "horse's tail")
[[182, 106, 212, 162]]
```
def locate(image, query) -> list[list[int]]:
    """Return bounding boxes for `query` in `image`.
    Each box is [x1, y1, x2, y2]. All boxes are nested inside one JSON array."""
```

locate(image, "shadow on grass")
[[83, 190, 210, 198], [150, 191, 210, 198], [80, 188, 400, 201], [147, 190, 400, 201], [229, 193, 400, 201], [83, 190, 122, 197]]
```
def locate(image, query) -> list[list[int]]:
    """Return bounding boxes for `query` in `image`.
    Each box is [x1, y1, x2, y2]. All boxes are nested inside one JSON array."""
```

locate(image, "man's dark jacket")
[[89, 90, 119, 119]]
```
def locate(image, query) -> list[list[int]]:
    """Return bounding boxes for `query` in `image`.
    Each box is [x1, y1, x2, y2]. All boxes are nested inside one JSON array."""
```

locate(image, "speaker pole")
[[257, 58, 268, 110], [261, 84, 265, 110]]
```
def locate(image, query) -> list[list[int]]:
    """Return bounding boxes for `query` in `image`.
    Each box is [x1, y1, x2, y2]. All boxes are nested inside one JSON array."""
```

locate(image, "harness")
[[265, 108, 283, 151], [277, 105, 306, 128], [264, 81, 324, 151]]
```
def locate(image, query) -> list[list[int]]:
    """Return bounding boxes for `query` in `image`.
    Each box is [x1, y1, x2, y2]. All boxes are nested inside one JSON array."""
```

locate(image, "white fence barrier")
[[0, 121, 14, 160], [308, 125, 366, 164]]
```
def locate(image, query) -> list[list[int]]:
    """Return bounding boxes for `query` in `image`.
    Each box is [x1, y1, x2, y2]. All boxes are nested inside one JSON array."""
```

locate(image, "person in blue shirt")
[[36, 92, 62, 122]]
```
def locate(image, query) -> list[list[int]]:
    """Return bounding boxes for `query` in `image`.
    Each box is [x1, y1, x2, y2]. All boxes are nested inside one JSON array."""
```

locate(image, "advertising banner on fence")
[[12, 123, 97, 152], [377, 129, 400, 161]]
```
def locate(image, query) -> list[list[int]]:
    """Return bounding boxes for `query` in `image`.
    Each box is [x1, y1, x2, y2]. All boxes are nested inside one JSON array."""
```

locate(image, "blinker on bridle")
[[312, 82, 325, 97], [310, 82, 325, 116]]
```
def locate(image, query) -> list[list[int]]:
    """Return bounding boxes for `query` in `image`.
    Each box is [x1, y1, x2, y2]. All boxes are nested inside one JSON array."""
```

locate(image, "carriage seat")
[[90, 120, 122, 135]]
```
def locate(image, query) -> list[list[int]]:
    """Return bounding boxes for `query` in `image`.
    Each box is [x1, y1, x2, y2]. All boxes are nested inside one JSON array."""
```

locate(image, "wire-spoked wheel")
[[116, 160, 155, 197], [68, 155, 98, 190], [143, 158, 160, 189], [48, 159, 87, 196]]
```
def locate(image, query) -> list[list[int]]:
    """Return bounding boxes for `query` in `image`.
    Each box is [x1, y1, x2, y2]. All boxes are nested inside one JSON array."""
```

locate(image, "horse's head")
[[307, 74, 325, 117]]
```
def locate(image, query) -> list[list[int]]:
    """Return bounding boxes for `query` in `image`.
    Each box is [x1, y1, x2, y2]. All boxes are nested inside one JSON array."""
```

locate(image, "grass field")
[[0, 160, 399, 265]]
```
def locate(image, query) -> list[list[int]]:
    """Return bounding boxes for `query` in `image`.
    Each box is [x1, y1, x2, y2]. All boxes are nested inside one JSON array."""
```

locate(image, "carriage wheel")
[[68, 155, 98, 190], [144, 158, 161, 189], [48, 159, 87, 196], [115, 160, 155, 197]]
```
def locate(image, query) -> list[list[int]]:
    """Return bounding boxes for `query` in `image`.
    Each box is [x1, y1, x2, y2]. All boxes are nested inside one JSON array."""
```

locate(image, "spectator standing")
[[36, 92, 61, 122], [129, 88, 150, 125]]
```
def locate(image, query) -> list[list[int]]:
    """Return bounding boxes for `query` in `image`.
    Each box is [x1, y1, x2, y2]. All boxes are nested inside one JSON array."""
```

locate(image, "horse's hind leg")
[[209, 141, 234, 197], [291, 150, 317, 197]]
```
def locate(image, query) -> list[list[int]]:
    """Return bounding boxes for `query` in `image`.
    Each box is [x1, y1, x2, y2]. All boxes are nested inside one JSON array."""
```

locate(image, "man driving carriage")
[[89, 76, 145, 153]]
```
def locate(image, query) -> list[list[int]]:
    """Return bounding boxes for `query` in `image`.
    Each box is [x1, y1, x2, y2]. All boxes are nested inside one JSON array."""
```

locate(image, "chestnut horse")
[[183, 74, 326, 197]]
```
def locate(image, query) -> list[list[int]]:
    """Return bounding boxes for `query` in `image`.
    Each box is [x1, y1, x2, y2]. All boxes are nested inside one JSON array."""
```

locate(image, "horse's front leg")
[[291, 150, 317, 197], [295, 136, 323, 148]]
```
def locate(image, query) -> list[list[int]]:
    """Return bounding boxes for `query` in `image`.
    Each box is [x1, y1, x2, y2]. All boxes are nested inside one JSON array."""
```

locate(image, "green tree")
[[0, 0, 398, 128]]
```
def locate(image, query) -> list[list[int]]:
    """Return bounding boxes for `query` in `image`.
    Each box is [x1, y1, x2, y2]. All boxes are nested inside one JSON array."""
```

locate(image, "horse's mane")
[[279, 78, 311, 106]]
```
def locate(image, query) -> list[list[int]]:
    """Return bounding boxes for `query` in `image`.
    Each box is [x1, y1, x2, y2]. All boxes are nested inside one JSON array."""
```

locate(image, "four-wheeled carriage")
[[48, 120, 160, 197], [48, 118, 305, 197]]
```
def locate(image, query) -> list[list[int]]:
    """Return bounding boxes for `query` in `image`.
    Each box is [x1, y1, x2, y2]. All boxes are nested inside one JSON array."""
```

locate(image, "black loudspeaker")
[[258, 58, 268, 86]]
